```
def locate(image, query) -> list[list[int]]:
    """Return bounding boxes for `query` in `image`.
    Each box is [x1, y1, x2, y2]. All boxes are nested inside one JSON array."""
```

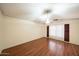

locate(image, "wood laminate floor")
[[1, 37, 79, 56]]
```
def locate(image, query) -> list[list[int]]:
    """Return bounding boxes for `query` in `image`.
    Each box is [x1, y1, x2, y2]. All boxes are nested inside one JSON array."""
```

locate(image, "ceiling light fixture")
[[43, 9, 52, 25]]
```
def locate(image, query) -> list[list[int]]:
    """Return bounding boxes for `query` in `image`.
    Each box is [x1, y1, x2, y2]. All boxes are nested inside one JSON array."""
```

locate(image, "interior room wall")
[[49, 20, 79, 45], [0, 10, 4, 53], [1, 16, 47, 52]]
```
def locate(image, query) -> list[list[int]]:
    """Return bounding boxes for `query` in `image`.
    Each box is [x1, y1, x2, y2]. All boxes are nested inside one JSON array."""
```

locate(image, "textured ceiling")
[[0, 3, 79, 23]]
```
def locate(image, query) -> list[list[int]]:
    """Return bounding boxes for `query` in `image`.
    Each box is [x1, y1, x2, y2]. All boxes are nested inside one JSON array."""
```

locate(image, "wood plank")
[[1, 37, 79, 56]]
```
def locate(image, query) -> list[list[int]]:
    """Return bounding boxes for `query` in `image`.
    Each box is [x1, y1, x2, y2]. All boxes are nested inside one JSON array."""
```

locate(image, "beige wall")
[[0, 11, 2, 53], [50, 20, 79, 45], [0, 16, 46, 52], [0, 10, 4, 53]]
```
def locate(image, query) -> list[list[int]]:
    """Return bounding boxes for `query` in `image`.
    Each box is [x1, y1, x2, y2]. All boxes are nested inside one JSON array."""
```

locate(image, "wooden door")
[[47, 25, 49, 37], [64, 24, 69, 42]]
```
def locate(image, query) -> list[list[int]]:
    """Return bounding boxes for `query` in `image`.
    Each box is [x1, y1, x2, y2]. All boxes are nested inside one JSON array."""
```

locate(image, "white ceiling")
[[0, 3, 79, 23]]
